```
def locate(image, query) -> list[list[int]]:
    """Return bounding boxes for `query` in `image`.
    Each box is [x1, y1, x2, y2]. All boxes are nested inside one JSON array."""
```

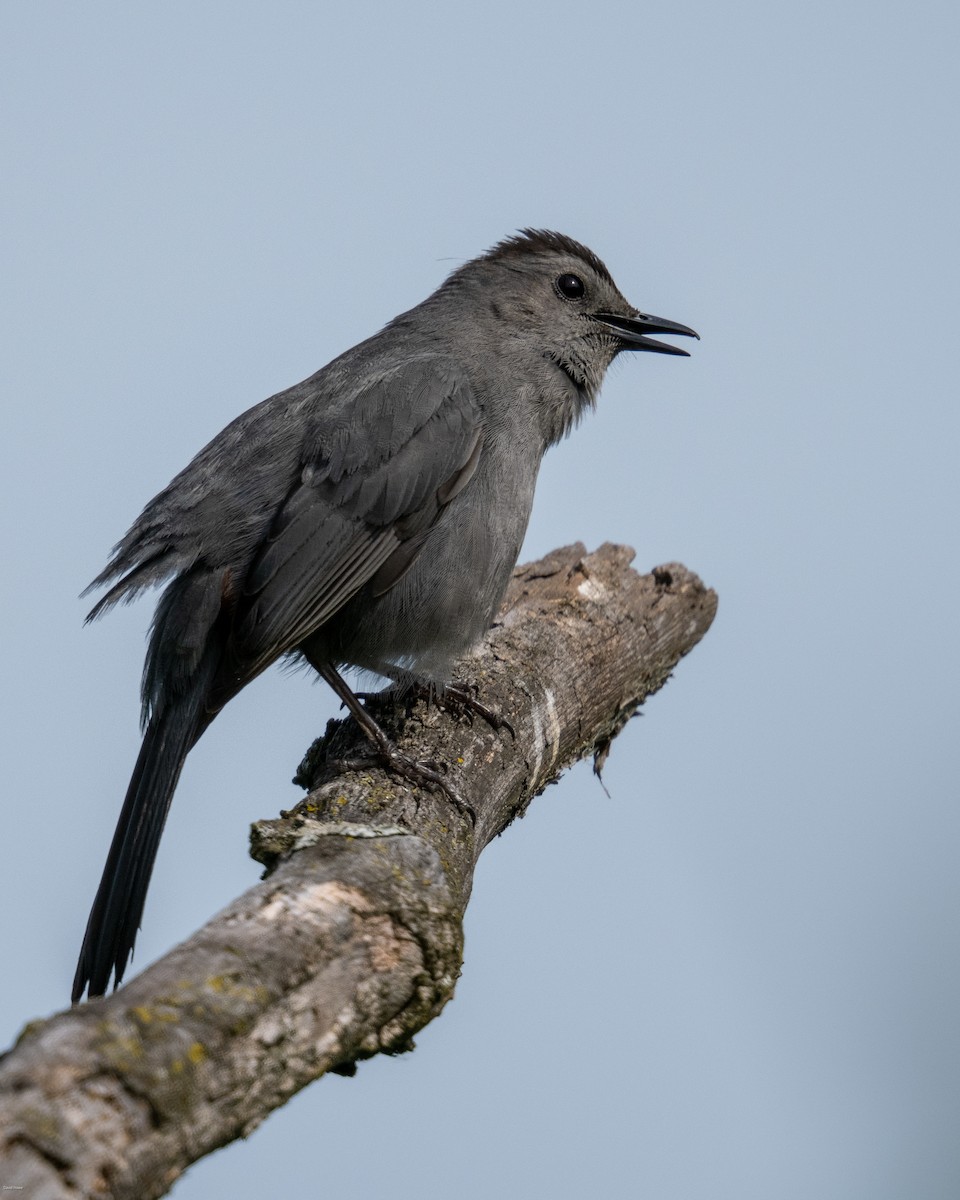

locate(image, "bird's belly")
[[313, 469, 535, 684]]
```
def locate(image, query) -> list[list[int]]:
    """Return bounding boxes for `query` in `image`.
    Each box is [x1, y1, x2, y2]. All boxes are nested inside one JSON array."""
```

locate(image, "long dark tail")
[[71, 680, 214, 1002]]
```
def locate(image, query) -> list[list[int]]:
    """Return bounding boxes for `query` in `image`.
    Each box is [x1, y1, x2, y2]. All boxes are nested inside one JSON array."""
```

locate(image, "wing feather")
[[235, 358, 482, 665]]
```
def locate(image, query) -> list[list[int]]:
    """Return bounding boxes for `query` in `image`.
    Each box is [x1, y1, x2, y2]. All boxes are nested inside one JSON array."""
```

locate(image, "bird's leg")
[[318, 663, 476, 822]]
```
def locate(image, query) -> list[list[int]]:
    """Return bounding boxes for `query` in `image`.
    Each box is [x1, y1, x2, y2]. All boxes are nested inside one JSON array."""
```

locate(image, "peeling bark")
[[0, 543, 717, 1199]]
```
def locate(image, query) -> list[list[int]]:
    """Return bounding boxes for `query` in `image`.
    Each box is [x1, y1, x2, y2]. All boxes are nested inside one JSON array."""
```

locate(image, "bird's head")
[[443, 229, 698, 442]]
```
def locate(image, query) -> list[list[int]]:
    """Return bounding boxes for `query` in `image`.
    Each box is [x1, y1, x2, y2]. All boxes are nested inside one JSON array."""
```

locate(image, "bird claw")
[[326, 747, 476, 823], [318, 665, 477, 821], [417, 680, 515, 738], [390, 751, 476, 822]]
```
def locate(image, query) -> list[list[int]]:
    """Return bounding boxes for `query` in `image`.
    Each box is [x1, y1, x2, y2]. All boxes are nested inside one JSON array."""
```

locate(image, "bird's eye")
[[555, 273, 585, 300]]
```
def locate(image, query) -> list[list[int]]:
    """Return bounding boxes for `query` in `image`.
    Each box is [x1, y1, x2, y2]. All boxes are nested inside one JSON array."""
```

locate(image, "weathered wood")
[[0, 543, 716, 1200]]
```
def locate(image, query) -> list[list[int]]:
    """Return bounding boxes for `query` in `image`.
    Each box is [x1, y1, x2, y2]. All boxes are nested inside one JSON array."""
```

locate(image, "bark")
[[0, 543, 717, 1199]]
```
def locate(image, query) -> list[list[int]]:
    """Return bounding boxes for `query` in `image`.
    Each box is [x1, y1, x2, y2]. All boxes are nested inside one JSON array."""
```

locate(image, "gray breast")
[[308, 427, 541, 684]]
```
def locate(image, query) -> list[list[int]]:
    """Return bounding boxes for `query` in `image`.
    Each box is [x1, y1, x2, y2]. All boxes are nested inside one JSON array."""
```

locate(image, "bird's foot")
[[415, 680, 515, 738], [319, 664, 475, 822], [328, 746, 476, 823]]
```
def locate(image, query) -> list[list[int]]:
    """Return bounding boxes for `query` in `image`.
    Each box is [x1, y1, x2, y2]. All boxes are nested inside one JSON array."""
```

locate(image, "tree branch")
[[0, 543, 717, 1199]]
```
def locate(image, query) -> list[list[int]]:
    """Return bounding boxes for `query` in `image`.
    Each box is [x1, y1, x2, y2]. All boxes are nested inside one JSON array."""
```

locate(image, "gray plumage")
[[72, 229, 697, 1001]]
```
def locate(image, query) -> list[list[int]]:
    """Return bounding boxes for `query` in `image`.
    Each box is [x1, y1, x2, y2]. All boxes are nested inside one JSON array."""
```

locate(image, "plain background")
[[3, 3, 959, 1197]]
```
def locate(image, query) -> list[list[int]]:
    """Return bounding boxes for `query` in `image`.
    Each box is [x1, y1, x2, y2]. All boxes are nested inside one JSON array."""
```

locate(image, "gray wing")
[[84, 390, 312, 621], [234, 357, 483, 667]]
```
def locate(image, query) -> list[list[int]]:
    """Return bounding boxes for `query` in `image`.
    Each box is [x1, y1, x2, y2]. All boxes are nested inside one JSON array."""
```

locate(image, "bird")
[[71, 229, 698, 1001]]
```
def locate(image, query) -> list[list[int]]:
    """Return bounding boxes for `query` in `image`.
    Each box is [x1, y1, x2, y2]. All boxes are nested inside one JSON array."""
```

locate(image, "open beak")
[[593, 310, 700, 356]]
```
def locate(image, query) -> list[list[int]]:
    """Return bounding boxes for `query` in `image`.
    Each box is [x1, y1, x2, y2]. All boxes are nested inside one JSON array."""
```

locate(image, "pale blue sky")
[[3, 3, 959, 1197]]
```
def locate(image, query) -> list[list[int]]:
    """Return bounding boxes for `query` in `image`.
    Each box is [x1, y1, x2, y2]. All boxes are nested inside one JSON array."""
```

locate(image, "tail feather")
[[71, 671, 215, 1002]]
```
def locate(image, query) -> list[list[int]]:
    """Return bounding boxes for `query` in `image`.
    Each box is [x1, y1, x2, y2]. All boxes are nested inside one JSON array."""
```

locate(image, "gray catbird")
[[71, 229, 697, 1001]]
